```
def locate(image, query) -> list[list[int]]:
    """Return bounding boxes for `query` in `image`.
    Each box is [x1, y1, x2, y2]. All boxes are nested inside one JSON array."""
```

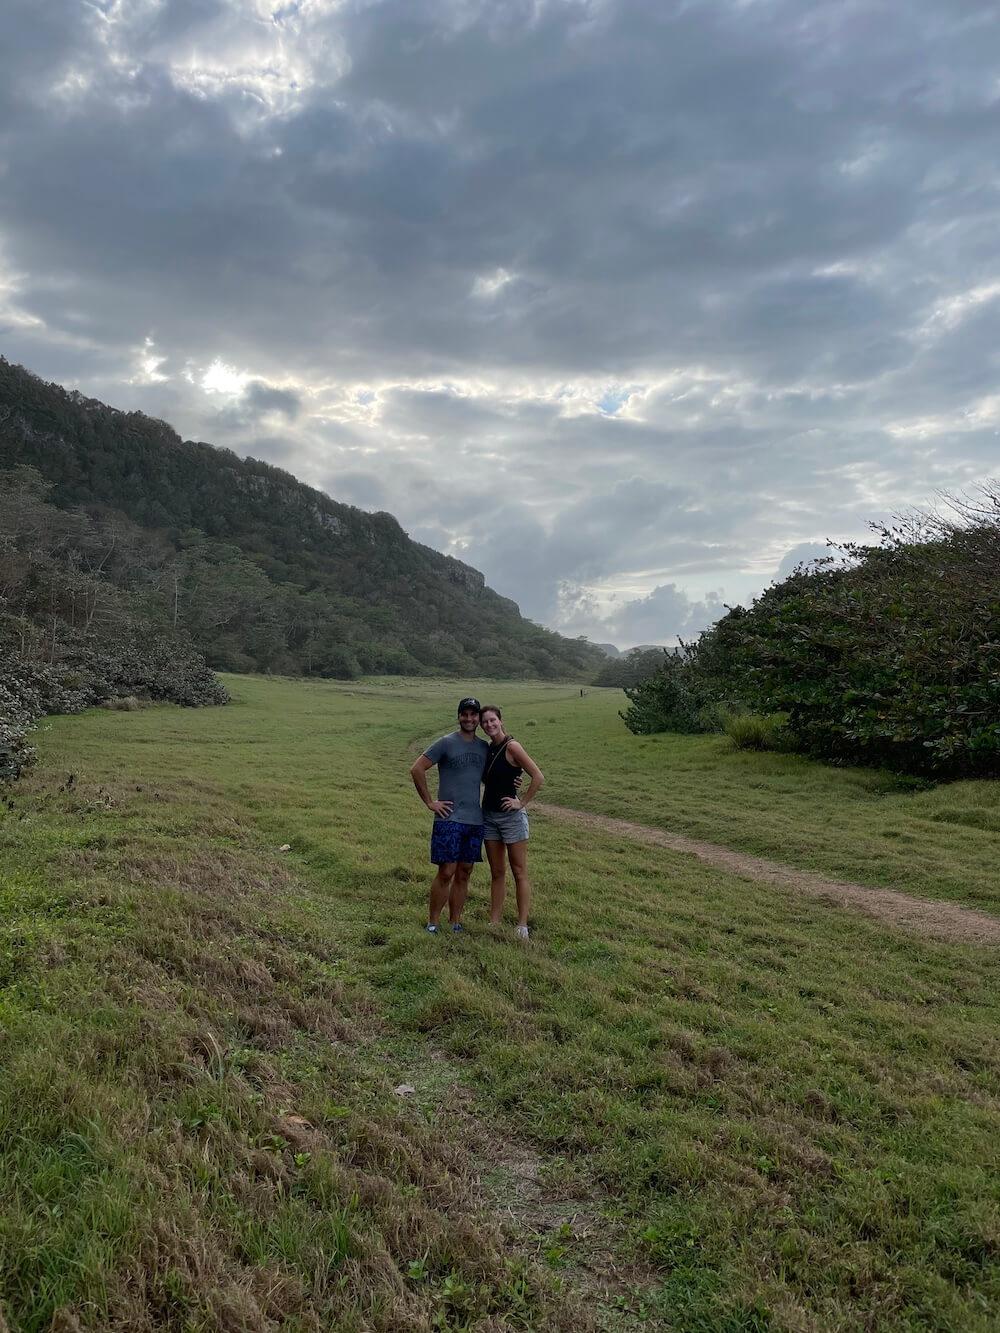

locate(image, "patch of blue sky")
[[597, 387, 630, 416]]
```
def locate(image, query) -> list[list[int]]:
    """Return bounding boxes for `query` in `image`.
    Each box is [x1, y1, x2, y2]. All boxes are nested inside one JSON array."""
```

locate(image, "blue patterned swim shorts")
[[430, 819, 485, 866]]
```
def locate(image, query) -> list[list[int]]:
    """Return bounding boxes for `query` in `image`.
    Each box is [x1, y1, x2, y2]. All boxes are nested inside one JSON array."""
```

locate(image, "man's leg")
[[485, 839, 508, 925], [507, 840, 531, 930], [428, 862, 456, 927], [448, 862, 474, 926]]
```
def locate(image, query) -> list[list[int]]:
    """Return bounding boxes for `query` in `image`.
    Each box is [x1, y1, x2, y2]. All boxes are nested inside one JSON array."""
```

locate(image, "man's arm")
[[410, 754, 453, 818]]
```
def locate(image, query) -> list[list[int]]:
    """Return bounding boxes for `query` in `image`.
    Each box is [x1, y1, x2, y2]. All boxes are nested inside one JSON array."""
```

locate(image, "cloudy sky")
[[3, 0, 999, 647]]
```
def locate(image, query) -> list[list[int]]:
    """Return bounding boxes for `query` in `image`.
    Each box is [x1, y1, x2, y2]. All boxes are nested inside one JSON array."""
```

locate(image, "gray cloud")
[[209, 381, 303, 433], [244, 381, 301, 419], [613, 584, 725, 647], [1, 0, 999, 650]]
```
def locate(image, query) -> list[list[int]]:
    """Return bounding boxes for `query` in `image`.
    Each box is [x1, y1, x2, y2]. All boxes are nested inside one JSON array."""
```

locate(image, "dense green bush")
[[721, 517, 1000, 774], [623, 488, 1000, 777]]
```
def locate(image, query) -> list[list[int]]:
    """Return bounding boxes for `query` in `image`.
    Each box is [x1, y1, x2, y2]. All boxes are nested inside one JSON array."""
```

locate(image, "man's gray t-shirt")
[[423, 732, 489, 826]]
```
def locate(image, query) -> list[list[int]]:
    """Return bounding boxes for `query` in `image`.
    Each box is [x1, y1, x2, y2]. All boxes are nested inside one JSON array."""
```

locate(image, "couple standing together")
[[409, 697, 544, 939]]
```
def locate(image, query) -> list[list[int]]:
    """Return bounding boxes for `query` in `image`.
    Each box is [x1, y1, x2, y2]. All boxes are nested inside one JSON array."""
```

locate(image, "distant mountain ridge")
[[0, 358, 605, 679]]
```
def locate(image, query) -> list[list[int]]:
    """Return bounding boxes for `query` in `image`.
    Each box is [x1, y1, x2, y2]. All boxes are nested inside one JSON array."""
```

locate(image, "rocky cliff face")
[[443, 557, 487, 597]]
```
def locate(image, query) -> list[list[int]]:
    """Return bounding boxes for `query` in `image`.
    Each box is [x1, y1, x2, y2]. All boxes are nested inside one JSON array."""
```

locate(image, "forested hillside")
[[0, 359, 603, 679]]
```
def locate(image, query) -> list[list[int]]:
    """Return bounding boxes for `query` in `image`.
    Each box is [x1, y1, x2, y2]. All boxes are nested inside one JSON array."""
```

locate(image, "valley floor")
[[0, 676, 997, 1330]]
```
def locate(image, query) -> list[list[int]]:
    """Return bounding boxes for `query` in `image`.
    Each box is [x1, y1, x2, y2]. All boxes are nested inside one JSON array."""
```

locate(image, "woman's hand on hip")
[[501, 797, 523, 812]]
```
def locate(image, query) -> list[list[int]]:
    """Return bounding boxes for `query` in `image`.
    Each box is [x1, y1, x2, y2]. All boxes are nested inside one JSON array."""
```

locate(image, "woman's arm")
[[501, 741, 544, 810]]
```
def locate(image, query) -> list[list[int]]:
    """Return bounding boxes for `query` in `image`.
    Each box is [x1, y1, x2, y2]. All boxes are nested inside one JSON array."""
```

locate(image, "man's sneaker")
[[516, 925, 530, 941], [425, 923, 440, 934], [451, 922, 465, 934]]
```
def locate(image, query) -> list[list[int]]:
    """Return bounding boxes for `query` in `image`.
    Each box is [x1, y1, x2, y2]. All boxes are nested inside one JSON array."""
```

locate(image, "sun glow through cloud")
[[201, 358, 251, 396]]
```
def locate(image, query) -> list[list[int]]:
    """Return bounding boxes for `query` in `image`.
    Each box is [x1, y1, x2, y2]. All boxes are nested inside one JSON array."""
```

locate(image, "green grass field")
[[1, 677, 998, 1331]]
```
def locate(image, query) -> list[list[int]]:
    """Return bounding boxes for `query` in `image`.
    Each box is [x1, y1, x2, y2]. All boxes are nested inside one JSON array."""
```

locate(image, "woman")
[[479, 704, 544, 940]]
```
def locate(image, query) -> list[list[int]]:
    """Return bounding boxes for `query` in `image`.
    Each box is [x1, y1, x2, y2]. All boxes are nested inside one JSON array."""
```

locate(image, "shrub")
[[720, 711, 787, 752], [625, 484, 1000, 776], [56, 632, 230, 708], [0, 715, 35, 782], [0, 623, 228, 784], [620, 648, 714, 735], [0, 679, 37, 782], [703, 512, 1000, 775]]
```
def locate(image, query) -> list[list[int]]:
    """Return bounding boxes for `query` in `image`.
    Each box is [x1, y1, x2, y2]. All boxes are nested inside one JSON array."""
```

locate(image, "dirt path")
[[537, 803, 1000, 947]]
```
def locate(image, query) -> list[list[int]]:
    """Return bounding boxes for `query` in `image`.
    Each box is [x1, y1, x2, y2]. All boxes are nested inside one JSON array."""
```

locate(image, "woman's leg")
[[485, 839, 508, 924], [507, 840, 531, 929]]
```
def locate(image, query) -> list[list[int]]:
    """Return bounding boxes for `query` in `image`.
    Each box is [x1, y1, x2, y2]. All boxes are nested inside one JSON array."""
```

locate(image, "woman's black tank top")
[[483, 738, 522, 811]]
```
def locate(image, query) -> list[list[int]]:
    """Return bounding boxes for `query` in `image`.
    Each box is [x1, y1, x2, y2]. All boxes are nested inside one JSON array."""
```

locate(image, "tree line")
[[591, 646, 679, 689]]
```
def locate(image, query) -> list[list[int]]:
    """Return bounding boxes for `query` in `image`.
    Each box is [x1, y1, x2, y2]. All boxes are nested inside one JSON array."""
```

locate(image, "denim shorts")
[[482, 808, 530, 845], [430, 819, 484, 865]]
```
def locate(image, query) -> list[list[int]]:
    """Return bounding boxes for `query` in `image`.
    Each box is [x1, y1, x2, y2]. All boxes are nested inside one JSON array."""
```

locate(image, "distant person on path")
[[410, 697, 488, 934], [479, 705, 544, 941]]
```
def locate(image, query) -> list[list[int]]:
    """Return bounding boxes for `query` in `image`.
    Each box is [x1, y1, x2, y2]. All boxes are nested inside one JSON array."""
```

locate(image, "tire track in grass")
[[537, 803, 1000, 946]]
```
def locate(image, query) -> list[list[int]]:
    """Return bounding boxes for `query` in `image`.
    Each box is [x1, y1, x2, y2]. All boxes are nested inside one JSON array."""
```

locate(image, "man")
[[410, 696, 489, 934]]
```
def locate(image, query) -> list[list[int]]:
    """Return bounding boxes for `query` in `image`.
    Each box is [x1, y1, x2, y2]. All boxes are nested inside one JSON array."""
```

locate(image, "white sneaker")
[[515, 925, 530, 941]]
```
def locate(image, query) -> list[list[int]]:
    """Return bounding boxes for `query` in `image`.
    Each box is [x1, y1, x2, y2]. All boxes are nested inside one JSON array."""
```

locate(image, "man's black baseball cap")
[[457, 697, 481, 714]]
